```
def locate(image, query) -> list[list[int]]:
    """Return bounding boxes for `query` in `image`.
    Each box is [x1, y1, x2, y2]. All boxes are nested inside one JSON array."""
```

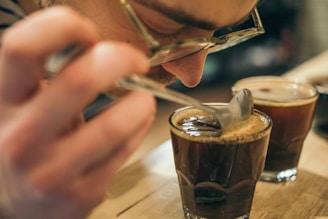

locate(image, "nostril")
[[162, 65, 202, 88], [161, 50, 208, 88]]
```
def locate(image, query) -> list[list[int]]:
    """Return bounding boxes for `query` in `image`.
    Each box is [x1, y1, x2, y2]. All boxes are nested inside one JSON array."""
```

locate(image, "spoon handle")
[[117, 75, 219, 114]]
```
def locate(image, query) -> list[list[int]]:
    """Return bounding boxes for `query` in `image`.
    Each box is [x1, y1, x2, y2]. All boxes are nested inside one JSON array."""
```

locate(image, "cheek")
[[100, 27, 148, 52], [89, 18, 149, 56], [162, 50, 208, 88], [68, 0, 148, 54]]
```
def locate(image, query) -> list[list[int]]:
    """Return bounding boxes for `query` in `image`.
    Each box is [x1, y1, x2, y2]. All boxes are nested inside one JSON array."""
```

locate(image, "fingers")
[[0, 6, 156, 219], [0, 5, 150, 151], [71, 118, 154, 207], [0, 6, 99, 104], [64, 91, 155, 175], [26, 91, 156, 195], [68, 94, 155, 206], [20, 41, 149, 144]]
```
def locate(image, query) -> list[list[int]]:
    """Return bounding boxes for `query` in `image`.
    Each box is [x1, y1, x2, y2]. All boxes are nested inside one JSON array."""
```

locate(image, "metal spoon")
[[45, 44, 254, 131], [117, 75, 254, 131]]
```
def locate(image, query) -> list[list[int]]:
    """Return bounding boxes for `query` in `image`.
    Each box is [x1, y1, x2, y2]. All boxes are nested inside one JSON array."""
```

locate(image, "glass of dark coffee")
[[232, 76, 318, 183], [169, 104, 272, 219]]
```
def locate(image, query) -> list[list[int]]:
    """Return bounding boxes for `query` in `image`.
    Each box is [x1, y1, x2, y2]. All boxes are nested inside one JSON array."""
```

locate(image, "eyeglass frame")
[[120, 0, 265, 66]]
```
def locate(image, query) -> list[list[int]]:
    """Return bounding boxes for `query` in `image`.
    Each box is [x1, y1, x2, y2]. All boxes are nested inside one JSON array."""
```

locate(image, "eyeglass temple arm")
[[251, 8, 265, 32], [120, 0, 160, 49]]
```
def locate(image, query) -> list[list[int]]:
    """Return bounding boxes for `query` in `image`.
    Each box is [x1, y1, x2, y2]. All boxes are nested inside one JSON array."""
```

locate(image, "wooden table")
[[87, 130, 328, 219]]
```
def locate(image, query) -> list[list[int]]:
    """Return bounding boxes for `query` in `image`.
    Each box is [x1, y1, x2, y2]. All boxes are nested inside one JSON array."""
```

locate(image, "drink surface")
[[232, 76, 318, 106], [171, 108, 271, 142], [170, 108, 271, 218], [249, 84, 317, 106]]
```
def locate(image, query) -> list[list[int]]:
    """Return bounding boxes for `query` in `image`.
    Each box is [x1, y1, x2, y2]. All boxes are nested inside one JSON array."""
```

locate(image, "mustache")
[[145, 65, 178, 87], [104, 65, 178, 99]]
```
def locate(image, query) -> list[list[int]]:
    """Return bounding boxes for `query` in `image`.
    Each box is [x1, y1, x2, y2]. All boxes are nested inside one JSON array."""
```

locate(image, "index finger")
[[0, 6, 99, 104]]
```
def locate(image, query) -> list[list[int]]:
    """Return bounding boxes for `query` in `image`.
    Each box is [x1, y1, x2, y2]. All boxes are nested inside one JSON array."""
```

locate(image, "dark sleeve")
[[0, 0, 25, 36]]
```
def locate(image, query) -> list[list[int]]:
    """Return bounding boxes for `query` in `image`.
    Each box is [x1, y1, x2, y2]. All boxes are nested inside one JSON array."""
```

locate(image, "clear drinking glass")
[[169, 103, 272, 219], [232, 76, 318, 183]]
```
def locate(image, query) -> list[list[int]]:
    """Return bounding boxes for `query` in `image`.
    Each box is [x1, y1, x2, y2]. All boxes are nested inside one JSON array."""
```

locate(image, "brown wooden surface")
[[87, 130, 328, 219]]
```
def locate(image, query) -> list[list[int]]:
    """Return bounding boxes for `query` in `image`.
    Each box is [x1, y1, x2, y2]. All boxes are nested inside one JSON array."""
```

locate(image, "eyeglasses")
[[120, 0, 265, 66]]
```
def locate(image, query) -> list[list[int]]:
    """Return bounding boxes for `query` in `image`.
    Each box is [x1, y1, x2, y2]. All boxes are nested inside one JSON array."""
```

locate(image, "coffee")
[[251, 86, 317, 171], [170, 106, 272, 219], [232, 76, 318, 182]]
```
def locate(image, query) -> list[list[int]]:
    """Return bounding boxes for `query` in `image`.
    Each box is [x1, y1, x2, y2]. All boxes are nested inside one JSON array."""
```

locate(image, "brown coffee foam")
[[252, 87, 317, 107], [234, 78, 318, 107], [170, 107, 271, 144]]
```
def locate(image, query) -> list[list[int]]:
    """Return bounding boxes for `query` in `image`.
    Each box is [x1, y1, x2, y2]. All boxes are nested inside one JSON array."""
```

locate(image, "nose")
[[161, 50, 208, 88]]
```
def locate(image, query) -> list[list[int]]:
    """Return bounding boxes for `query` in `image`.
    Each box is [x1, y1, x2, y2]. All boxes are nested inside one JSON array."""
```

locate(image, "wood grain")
[[87, 130, 328, 219]]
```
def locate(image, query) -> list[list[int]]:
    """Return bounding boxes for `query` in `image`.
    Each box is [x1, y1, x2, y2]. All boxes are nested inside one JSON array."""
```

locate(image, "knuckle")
[[0, 117, 46, 172], [0, 133, 28, 169], [25, 163, 65, 198], [53, 10, 85, 31], [47, 7, 96, 38], [1, 33, 30, 61], [65, 74, 95, 95], [97, 122, 123, 142]]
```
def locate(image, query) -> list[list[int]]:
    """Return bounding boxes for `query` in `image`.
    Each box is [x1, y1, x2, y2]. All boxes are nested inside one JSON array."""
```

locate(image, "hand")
[[0, 6, 155, 219]]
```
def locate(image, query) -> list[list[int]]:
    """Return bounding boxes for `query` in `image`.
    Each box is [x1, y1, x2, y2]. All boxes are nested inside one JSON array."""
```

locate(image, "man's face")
[[45, 0, 258, 88]]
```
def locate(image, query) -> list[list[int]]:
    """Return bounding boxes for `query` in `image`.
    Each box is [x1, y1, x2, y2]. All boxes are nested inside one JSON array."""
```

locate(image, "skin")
[[0, 0, 258, 218]]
